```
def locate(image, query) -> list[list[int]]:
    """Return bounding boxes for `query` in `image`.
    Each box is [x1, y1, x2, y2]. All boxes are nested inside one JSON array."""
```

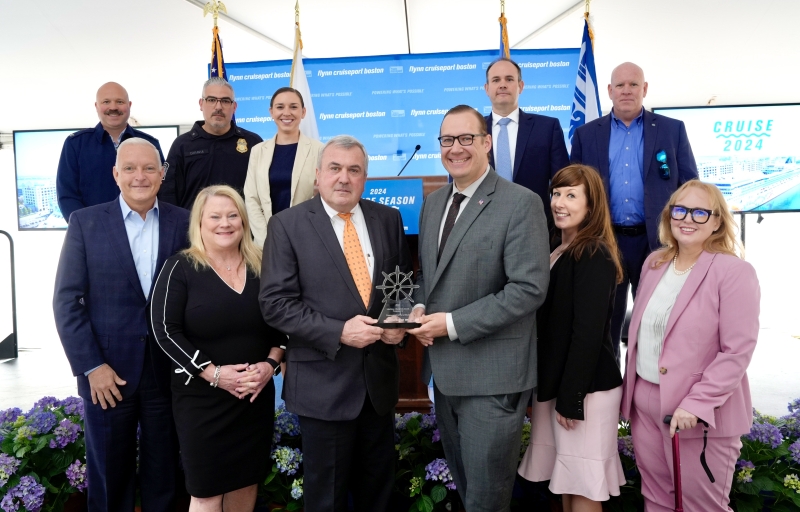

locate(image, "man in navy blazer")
[[570, 62, 698, 358], [484, 58, 569, 225], [54, 138, 189, 512], [56, 82, 164, 222]]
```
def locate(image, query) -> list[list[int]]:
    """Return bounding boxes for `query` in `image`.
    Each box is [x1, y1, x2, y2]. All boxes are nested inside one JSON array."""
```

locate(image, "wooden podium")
[[367, 175, 450, 413]]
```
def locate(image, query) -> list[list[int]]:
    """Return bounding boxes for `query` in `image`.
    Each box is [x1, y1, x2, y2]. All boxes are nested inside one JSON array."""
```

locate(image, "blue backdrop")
[[227, 48, 579, 178]]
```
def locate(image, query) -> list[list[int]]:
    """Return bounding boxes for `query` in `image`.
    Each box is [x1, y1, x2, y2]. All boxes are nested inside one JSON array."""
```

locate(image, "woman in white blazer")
[[244, 87, 323, 248]]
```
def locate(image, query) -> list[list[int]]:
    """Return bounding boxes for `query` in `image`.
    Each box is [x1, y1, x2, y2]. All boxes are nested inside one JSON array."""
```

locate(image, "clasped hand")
[[341, 315, 406, 346], [669, 407, 699, 437], [407, 310, 448, 346], [203, 363, 274, 402]]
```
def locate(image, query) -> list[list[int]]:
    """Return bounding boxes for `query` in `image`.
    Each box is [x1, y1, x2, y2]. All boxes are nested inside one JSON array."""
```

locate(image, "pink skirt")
[[518, 386, 625, 501]]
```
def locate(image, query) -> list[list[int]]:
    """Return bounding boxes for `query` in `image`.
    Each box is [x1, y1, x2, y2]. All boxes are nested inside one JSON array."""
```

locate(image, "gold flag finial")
[[584, 0, 595, 48], [501, 0, 505, 15], [203, 0, 228, 28]]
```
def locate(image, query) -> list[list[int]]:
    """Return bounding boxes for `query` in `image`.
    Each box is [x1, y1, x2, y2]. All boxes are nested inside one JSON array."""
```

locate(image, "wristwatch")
[[266, 357, 281, 376]]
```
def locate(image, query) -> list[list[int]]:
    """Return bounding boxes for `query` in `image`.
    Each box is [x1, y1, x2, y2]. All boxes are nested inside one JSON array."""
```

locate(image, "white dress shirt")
[[320, 198, 375, 279], [490, 108, 520, 169]]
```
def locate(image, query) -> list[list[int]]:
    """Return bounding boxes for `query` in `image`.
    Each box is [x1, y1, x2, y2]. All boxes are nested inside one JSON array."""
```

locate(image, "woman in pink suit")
[[621, 180, 760, 511]]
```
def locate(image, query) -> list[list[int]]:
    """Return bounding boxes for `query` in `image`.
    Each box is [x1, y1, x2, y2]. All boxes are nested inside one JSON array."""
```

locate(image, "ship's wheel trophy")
[[375, 266, 421, 328]]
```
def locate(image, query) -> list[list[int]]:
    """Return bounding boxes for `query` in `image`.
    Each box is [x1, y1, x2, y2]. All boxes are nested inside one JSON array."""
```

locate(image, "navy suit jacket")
[[260, 196, 412, 421], [485, 109, 570, 217], [570, 109, 698, 249], [53, 198, 190, 400]]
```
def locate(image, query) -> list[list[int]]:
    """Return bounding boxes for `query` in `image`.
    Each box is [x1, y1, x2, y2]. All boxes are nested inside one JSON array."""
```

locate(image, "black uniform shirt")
[[159, 121, 263, 209]]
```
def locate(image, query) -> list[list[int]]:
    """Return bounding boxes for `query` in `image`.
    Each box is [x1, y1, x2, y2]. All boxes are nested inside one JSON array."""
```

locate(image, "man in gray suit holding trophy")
[[408, 105, 550, 512]]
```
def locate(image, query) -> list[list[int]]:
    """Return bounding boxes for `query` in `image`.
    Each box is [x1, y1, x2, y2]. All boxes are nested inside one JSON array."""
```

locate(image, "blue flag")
[[568, 19, 601, 153]]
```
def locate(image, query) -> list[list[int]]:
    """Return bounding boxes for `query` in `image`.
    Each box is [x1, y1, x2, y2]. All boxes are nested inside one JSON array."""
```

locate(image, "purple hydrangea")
[[273, 404, 301, 444], [0, 408, 21, 426], [431, 429, 441, 443], [28, 396, 60, 414], [789, 440, 800, 466], [0, 453, 21, 487], [49, 419, 82, 449], [420, 408, 437, 430], [618, 435, 636, 461], [425, 458, 456, 491], [66, 459, 88, 492], [60, 397, 84, 418], [788, 398, 800, 414], [736, 460, 755, 483], [27, 410, 57, 435], [1, 475, 46, 512], [0, 492, 18, 512], [271, 446, 303, 476], [395, 412, 422, 431], [746, 422, 784, 449], [782, 414, 800, 440]]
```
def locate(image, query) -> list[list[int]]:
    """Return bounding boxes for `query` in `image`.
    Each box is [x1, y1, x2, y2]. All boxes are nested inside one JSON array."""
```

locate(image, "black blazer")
[[536, 239, 622, 420], [259, 195, 412, 421]]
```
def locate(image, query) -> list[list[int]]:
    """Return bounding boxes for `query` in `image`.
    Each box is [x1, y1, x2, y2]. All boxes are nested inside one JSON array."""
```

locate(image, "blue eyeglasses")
[[656, 150, 670, 180]]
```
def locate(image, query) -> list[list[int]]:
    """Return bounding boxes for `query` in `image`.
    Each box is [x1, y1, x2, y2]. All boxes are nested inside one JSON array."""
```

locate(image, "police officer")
[[57, 82, 165, 222], [159, 77, 263, 209]]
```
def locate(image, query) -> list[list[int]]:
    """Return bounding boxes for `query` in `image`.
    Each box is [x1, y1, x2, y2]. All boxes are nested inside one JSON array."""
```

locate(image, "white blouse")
[[636, 262, 691, 384]]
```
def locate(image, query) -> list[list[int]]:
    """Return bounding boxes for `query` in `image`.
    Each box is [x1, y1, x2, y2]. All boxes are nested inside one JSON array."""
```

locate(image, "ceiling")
[[0, 0, 795, 133]]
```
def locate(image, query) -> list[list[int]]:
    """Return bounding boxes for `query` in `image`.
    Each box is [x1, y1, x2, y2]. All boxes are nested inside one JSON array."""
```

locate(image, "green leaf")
[[751, 475, 774, 492], [287, 502, 303, 511], [419, 495, 434, 512], [430, 484, 446, 503], [15, 446, 29, 458]]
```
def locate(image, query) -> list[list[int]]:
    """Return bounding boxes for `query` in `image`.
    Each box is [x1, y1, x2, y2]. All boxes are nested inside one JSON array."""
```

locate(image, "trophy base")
[[375, 322, 422, 329]]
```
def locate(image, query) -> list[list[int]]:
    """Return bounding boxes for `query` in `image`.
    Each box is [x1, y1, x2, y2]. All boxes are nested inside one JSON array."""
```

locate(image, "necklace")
[[672, 252, 696, 275], [211, 255, 240, 272]]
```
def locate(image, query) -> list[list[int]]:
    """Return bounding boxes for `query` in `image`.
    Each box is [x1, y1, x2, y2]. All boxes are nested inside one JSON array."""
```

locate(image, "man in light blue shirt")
[[570, 62, 698, 358], [54, 138, 190, 511]]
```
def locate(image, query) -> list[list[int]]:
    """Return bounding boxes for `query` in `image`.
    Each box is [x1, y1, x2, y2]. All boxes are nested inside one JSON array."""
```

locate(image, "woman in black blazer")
[[518, 165, 626, 512]]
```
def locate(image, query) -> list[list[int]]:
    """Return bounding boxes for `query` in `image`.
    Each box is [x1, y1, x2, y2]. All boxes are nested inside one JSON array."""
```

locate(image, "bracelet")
[[211, 365, 222, 388]]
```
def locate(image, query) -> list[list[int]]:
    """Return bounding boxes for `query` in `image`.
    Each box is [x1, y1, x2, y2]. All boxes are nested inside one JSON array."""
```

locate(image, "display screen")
[[653, 104, 800, 212], [228, 48, 580, 178], [13, 126, 179, 230]]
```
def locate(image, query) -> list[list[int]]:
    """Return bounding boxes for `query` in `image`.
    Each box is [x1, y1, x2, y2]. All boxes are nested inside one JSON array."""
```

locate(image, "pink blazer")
[[621, 250, 760, 438]]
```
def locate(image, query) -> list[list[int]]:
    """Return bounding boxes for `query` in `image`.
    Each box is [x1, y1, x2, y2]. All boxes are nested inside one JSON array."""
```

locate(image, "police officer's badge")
[[236, 138, 248, 153]]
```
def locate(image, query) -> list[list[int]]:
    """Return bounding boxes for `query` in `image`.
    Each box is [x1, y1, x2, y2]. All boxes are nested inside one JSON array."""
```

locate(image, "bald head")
[[608, 62, 648, 125], [95, 82, 132, 139]]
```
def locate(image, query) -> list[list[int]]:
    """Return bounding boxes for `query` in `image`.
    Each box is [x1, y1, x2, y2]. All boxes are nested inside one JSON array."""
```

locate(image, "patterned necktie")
[[338, 213, 372, 307], [495, 117, 513, 181], [438, 193, 467, 263]]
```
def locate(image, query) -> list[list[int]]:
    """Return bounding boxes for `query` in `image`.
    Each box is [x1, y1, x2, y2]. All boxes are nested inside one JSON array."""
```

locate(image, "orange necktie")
[[338, 213, 372, 307]]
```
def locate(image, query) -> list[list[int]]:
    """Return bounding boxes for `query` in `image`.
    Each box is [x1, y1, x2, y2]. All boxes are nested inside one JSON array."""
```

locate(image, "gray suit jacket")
[[260, 195, 412, 421], [414, 169, 550, 396]]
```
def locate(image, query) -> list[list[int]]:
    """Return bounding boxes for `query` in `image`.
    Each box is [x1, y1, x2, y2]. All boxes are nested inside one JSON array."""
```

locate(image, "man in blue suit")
[[54, 138, 190, 512], [56, 82, 165, 222], [484, 58, 570, 226], [570, 62, 698, 358]]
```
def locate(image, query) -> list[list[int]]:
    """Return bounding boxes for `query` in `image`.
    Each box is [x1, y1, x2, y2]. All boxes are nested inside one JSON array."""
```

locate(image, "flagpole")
[[290, 1, 301, 88], [499, 0, 510, 59], [584, 0, 594, 48]]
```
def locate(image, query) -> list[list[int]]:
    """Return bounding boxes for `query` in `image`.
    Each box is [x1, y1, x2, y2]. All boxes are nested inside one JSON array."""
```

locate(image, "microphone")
[[397, 145, 422, 176]]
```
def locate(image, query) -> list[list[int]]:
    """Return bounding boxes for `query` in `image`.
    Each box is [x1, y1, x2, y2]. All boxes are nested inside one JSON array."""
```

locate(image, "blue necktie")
[[495, 117, 513, 181]]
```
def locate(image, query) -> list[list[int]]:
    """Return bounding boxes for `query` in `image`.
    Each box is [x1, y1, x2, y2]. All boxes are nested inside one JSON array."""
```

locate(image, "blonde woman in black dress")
[[151, 185, 284, 511]]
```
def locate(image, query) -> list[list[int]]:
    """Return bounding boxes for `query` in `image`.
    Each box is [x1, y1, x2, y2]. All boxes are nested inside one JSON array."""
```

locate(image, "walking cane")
[[663, 415, 683, 512]]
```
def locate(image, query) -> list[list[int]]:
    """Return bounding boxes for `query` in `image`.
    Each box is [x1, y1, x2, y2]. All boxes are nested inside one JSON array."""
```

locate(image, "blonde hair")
[[653, 180, 743, 268], [183, 185, 262, 276]]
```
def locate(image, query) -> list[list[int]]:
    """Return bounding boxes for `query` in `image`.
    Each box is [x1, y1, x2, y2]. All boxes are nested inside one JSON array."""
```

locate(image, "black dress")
[[150, 253, 280, 497]]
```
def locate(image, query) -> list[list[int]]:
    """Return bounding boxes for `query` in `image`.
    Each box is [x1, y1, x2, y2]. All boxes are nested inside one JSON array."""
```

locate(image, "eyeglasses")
[[203, 96, 234, 107], [438, 133, 486, 147], [656, 150, 670, 180], [669, 205, 718, 224]]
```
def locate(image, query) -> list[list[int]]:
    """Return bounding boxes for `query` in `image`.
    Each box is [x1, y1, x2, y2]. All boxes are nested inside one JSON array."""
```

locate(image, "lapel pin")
[[478, 199, 484, 205]]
